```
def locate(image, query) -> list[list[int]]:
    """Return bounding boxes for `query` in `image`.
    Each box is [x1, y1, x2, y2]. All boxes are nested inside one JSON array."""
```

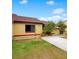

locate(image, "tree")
[[57, 21, 67, 34], [44, 21, 55, 35]]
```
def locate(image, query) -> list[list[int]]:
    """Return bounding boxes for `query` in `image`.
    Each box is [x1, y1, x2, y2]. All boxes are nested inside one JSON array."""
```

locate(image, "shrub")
[[43, 21, 55, 35], [57, 21, 67, 34]]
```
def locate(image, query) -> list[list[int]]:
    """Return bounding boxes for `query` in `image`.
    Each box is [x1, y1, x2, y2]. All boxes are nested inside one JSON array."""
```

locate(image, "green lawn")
[[12, 39, 67, 59]]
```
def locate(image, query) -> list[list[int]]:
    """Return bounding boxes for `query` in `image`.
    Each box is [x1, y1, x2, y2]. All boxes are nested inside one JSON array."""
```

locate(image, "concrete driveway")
[[42, 35, 67, 51]]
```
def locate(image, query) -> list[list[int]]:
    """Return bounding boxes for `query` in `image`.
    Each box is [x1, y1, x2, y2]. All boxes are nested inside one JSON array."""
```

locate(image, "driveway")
[[42, 35, 67, 51]]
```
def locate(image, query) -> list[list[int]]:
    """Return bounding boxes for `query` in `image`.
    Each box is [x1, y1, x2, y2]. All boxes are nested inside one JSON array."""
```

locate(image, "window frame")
[[25, 25, 35, 32]]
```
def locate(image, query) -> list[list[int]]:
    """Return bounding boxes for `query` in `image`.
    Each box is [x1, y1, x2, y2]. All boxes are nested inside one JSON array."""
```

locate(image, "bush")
[[43, 21, 55, 35], [57, 21, 67, 34]]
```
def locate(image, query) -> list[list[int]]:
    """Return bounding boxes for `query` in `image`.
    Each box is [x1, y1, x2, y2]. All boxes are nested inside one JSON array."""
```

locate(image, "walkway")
[[42, 36, 67, 51]]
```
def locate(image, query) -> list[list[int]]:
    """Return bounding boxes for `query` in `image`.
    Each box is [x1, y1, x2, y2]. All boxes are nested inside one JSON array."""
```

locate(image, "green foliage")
[[57, 21, 67, 34], [44, 21, 55, 35], [42, 20, 67, 35]]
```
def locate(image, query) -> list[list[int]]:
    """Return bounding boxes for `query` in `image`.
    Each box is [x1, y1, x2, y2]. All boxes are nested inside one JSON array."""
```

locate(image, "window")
[[25, 25, 35, 32], [42, 24, 45, 30]]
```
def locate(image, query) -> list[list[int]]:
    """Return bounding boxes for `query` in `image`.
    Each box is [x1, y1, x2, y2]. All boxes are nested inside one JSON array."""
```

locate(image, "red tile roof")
[[12, 14, 48, 24]]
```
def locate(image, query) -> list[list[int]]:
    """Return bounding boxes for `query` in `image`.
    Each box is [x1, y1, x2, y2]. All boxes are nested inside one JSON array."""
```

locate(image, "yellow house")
[[12, 14, 47, 38]]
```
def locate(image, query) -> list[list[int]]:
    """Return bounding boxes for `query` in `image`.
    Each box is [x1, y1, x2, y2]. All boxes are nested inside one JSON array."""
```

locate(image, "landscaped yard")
[[12, 39, 67, 59]]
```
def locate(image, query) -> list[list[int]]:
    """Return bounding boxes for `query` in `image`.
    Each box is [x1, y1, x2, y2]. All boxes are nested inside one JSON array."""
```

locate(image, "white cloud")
[[46, 0, 55, 5], [52, 8, 65, 14], [39, 15, 66, 23], [20, 0, 28, 4]]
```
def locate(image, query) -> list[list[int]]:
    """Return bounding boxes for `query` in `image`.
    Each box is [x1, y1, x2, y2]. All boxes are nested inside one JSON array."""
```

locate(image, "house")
[[52, 27, 60, 35], [12, 14, 47, 39], [52, 20, 67, 35]]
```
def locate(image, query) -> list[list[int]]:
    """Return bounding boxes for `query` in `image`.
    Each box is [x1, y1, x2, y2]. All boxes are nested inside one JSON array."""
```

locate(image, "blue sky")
[[12, 0, 67, 22]]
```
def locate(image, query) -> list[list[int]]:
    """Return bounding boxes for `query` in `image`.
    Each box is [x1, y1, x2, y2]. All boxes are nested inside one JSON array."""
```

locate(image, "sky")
[[12, 0, 67, 22]]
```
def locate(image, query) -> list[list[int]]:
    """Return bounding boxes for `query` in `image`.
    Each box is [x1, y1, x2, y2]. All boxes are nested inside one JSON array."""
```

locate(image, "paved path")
[[42, 36, 67, 51]]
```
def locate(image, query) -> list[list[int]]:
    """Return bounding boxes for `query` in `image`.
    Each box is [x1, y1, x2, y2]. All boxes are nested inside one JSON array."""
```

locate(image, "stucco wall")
[[35, 24, 43, 34], [13, 23, 25, 35], [12, 23, 43, 35], [52, 29, 60, 35]]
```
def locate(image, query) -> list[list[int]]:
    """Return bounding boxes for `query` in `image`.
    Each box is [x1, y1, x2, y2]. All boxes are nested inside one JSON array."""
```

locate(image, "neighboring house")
[[12, 14, 47, 38], [52, 27, 60, 35], [52, 20, 67, 35]]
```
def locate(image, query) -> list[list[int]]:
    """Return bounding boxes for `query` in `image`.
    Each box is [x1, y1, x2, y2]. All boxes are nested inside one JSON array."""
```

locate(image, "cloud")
[[20, 0, 28, 4], [39, 15, 66, 23], [46, 0, 55, 5], [52, 8, 65, 14]]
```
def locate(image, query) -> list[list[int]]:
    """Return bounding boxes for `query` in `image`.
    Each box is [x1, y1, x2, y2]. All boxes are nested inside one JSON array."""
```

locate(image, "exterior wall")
[[12, 23, 43, 36], [35, 24, 43, 34], [13, 23, 25, 35], [52, 28, 60, 35]]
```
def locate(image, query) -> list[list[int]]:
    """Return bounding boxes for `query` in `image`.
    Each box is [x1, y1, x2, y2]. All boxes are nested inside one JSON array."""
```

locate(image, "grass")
[[12, 39, 67, 59]]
